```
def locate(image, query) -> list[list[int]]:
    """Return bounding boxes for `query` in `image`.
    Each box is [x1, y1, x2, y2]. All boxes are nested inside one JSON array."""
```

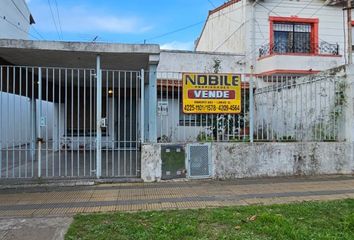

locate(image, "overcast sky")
[[26, 0, 226, 50]]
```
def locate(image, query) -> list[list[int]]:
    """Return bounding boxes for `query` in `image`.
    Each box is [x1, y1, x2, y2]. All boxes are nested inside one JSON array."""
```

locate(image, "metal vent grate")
[[188, 144, 211, 178]]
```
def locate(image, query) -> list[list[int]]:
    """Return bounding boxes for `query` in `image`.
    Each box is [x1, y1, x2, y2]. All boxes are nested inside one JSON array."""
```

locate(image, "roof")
[[0, 39, 160, 70], [209, 0, 241, 15]]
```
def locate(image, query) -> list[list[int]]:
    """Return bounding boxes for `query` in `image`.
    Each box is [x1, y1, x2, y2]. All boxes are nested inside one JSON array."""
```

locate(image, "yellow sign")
[[182, 73, 241, 114]]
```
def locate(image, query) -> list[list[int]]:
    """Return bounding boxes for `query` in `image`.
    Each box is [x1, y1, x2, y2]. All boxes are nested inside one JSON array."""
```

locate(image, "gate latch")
[[100, 118, 108, 128]]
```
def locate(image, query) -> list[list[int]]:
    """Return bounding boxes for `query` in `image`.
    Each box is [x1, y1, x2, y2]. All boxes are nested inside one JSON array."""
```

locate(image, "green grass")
[[65, 199, 354, 240]]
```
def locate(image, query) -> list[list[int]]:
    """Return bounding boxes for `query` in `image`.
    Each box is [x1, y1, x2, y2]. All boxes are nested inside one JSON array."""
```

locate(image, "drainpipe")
[[249, 0, 258, 143]]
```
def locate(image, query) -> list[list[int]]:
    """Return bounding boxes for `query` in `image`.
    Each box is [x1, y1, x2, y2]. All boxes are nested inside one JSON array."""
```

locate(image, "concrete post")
[[140, 69, 145, 143], [341, 64, 354, 142], [148, 55, 159, 143], [144, 83, 149, 142]]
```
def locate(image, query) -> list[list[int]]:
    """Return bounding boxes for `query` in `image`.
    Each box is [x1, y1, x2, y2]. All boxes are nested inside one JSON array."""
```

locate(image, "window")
[[269, 17, 319, 55], [273, 23, 312, 53]]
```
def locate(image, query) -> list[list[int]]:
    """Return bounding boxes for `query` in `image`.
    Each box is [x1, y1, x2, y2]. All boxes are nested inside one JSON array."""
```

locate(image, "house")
[[195, 0, 347, 76], [0, 0, 35, 40]]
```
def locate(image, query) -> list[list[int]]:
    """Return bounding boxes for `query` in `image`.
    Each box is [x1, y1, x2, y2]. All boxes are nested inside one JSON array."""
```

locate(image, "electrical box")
[[161, 145, 186, 180]]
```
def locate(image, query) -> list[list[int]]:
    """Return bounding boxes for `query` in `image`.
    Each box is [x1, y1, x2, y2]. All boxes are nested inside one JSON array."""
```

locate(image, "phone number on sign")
[[184, 105, 240, 112]]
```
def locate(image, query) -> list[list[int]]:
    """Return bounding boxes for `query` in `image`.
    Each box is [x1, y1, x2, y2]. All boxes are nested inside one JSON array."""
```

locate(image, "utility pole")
[[347, 0, 353, 64]]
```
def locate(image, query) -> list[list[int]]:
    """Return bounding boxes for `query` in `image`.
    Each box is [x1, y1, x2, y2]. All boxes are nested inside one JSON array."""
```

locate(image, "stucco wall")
[[140, 142, 354, 182], [0, 0, 31, 40], [212, 142, 354, 179], [0, 94, 54, 148], [141, 144, 161, 182], [196, 0, 246, 53], [158, 50, 245, 73]]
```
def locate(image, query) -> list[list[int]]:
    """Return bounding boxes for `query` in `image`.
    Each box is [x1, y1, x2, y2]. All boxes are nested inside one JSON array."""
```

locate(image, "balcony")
[[259, 41, 340, 59], [256, 41, 343, 75]]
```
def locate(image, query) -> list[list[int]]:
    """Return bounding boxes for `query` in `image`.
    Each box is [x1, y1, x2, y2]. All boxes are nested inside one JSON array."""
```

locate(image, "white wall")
[[158, 50, 245, 73], [212, 142, 354, 179], [141, 142, 354, 182], [0, 93, 54, 148], [157, 98, 203, 142], [0, 0, 31, 40], [196, 0, 246, 54], [256, 54, 342, 74]]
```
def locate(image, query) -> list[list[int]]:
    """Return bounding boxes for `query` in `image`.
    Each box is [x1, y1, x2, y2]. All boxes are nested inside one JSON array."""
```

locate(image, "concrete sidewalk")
[[0, 176, 354, 218]]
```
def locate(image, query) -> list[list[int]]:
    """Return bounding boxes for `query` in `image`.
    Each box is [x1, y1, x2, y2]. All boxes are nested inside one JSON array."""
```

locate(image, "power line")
[[213, 20, 248, 52], [256, 2, 280, 16], [53, 0, 63, 40], [144, 2, 244, 43], [296, 0, 316, 16], [47, 0, 61, 40], [10, 0, 45, 40], [207, 0, 216, 7], [145, 20, 206, 42], [256, 1, 332, 44], [1, 16, 40, 40]]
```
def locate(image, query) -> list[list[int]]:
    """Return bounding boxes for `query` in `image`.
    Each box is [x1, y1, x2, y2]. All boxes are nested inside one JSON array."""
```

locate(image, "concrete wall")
[[256, 55, 343, 75], [195, 0, 246, 54], [141, 142, 354, 182], [212, 142, 354, 179], [158, 50, 245, 73], [0, 0, 31, 40], [141, 144, 161, 182], [0, 94, 54, 148]]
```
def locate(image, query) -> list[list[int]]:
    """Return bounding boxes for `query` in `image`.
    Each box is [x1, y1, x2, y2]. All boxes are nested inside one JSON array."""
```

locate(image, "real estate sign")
[[182, 73, 241, 114]]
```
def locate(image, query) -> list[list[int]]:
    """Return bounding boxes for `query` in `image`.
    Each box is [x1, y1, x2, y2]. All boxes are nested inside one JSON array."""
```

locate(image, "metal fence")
[[0, 65, 142, 179], [157, 72, 345, 143], [157, 72, 250, 143], [254, 74, 346, 142]]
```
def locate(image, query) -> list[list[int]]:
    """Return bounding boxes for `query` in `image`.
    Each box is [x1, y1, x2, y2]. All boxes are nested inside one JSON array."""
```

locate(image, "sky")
[[26, 0, 227, 50]]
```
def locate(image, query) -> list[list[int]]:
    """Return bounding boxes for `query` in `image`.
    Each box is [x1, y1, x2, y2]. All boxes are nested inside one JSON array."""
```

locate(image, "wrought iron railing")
[[259, 41, 340, 58]]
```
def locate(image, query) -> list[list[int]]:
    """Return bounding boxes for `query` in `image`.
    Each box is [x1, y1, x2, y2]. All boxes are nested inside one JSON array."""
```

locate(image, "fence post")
[[140, 69, 145, 143], [249, 67, 255, 143], [148, 55, 159, 143], [341, 65, 354, 142], [96, 55, 102, 178], [37, 67, 42, 178]]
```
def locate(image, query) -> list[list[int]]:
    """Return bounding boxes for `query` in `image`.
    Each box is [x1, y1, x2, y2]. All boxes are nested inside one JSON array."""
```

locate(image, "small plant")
[[197, 132, 214, 142], [158, 135, 170, 143], [280, 136, 296, 142]]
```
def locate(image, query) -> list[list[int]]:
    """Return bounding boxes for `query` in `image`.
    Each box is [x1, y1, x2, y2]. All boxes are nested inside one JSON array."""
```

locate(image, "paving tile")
[[0, 177, 353, 218]]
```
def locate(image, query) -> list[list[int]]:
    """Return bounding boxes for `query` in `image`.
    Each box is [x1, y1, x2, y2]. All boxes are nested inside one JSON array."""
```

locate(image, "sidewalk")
[[0, 175, 354, 218]]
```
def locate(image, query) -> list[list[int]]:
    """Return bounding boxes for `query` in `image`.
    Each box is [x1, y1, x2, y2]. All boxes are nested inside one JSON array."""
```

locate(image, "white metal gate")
[[0, 65, 142, 179]]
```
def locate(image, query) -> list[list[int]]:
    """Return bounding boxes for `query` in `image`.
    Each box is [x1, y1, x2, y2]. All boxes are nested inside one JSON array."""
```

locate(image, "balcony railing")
[[259, 41, 340, 58]]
